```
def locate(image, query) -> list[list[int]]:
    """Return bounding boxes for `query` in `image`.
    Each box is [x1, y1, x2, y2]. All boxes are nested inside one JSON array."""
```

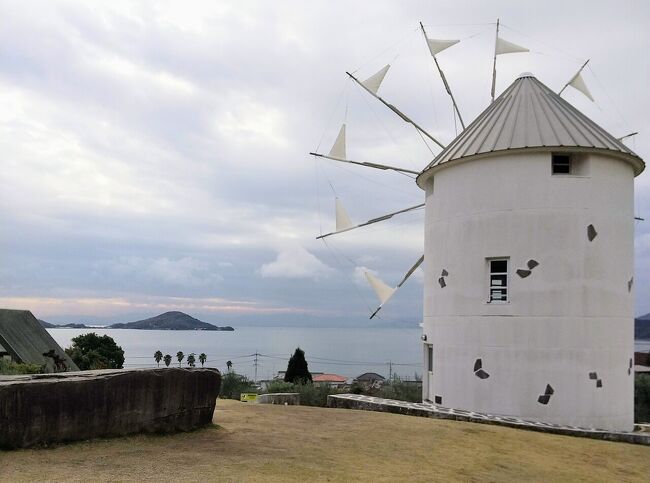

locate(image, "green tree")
[[65, 333, 124, 370], [226, 360, 232, 371], [163, 354, 172, 367], [154, 350, 163, 367], [187, 353, 196, 367], [284, 347, 312, 384], [199, 353, 207, 367], [176, 351, 184, 367]]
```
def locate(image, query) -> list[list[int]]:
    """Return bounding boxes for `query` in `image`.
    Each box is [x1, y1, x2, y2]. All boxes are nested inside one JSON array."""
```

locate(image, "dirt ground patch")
[[2, 399, 649, 482]]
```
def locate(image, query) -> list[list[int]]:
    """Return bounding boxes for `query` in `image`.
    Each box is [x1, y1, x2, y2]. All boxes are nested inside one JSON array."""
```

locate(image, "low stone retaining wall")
[[328, 394, 650, 446], [257, 392, 300, 405], [0, 368, 221, 449]]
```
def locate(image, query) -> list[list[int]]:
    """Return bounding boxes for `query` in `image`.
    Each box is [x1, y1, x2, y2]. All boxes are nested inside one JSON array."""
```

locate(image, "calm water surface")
[[48, 327, 422, 381]]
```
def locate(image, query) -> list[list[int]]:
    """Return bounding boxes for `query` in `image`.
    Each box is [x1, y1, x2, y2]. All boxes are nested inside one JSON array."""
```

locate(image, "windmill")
[[310, 20, 644, 431]]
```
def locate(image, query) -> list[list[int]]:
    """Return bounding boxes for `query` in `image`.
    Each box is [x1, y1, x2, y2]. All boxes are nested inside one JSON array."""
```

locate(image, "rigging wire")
[[354, 84, 424, 171], [499, 23, 583, 63], [351, 26, 420, 75], [586, 64, 633, 133]]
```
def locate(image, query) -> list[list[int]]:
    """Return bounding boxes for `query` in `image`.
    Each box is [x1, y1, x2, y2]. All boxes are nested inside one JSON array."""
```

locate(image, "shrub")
[[220, 371, 257, 400], [635, 373, 650, 423], [0, 359, 43, 375], [377, 377, 422, 403], [265, 380, 296, 393], [263, 380, 344, 407]]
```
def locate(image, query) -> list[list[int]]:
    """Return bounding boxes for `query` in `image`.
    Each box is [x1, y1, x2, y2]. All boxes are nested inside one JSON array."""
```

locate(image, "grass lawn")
[[2, 399, 649, 482]]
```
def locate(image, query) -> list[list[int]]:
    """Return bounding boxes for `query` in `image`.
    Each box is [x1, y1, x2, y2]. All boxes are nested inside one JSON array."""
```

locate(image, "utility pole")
[[253, 352, 259, 382], [388, 361, 393, 379]]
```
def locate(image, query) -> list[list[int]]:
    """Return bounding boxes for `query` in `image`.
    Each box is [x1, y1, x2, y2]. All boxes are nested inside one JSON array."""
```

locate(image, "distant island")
[[40, 311, 234, 331]]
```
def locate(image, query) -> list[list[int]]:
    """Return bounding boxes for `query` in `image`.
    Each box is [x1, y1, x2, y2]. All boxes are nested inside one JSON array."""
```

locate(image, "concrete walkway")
[[328, 394, 650, 446]]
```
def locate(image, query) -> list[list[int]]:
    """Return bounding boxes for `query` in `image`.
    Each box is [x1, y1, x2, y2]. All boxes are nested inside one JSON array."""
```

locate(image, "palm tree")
[[226, 360, 232, 372], [154, 350, 163, 367], [187, 353, 196, 367], [176, 351, 184, 367], [163, 354, 172, 367], [199, 353, 207, 367]]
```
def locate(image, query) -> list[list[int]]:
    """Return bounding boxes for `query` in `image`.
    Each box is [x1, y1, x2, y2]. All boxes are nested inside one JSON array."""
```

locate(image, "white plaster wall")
[[421, 151, 636, 431]]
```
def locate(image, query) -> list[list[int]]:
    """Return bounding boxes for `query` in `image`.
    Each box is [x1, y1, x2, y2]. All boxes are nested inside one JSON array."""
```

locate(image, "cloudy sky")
[[0, 1, 649, 326]]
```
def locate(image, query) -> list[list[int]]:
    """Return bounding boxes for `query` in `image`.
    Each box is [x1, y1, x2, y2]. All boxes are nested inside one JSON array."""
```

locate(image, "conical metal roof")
[[417, 74, 644, 185]]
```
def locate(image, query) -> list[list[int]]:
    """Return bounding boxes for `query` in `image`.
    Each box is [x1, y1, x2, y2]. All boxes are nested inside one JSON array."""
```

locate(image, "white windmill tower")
[[311, 21, 644, 431]]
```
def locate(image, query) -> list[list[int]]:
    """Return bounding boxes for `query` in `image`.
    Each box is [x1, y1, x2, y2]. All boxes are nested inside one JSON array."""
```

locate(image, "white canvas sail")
[[426, 38, 460, 56], [495, 37, 528, 55], [568, 71, 594, 101], [365, 271, 396, 305], [361, 64, 390, 95], [335, 198, 353, 232], [328, 124, 346, 159]]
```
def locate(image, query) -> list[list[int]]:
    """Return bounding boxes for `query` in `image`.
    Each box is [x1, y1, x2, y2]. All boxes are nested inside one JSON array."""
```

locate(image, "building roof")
[[417, 73, 644, 186], [312, 373, 347, 383], [354, 372, 385, 382], [0, 309, 78, 372]]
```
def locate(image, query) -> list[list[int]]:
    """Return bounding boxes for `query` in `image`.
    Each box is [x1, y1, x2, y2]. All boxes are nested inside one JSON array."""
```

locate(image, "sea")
[[47, 327, 423, 381], [47, 327, 650, 382]]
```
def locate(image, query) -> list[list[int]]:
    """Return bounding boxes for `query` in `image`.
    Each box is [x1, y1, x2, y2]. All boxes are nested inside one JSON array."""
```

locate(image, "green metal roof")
[[0, 309, 78, 372]]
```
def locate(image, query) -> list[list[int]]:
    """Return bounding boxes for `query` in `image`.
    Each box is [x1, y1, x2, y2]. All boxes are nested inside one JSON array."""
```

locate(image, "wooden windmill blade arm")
[[309, 152, 419, 175], [316, 204, 424, 240], [345, 71, 446, 149], [396, 255, 424, 288]]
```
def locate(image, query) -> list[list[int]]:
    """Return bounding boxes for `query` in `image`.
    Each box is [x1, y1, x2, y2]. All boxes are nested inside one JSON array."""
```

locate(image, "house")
[[354, 372, 385, 388], [312, 373, 348, 388], [417, 73, 644, 431], [0, 309, 78, 372]]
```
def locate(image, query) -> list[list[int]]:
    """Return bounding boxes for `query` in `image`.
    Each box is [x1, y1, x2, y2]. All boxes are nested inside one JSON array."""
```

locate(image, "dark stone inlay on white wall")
[[434, 395, 442, 405], [587, 224, 598, 241], [537, 384, 554, 404], [527, 259, 539, 269], [438, 277, 446, 288], [516, 269, 531, 278], [441, 269, 449, 277]]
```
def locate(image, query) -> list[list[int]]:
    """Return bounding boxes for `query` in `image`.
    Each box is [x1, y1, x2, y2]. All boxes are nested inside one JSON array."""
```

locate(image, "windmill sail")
[[491, 19, 529, 102], [361, 64, 390, 95], [365, 271, 396, 305], [367, 255, 424, 319], [335, 198, 354, 232], [426, 38, 459, 56], [567, 72, 594, 101], [559, 60, 594, 102], [495, 37, 529, 55], [328, 124, 347, 159], [419, 22, 465, 129]]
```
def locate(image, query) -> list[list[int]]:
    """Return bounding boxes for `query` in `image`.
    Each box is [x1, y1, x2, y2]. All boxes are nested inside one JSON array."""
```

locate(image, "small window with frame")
[[427, 345, 433, 372], [488, 258, 508, 303], [552, 154, 572, 174]]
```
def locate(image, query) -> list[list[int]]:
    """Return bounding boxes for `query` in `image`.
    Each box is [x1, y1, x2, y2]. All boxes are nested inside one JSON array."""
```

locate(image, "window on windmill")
[[488, 258, 508, 303], [552, 154, 572, 174], [427, 346, 433, 372]]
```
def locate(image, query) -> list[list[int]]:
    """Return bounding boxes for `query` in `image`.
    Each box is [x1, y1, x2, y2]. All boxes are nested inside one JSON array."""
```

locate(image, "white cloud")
[[260, 246, 332, 280], [103, 256, 221, 287], [353, 265, 377, 287]]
